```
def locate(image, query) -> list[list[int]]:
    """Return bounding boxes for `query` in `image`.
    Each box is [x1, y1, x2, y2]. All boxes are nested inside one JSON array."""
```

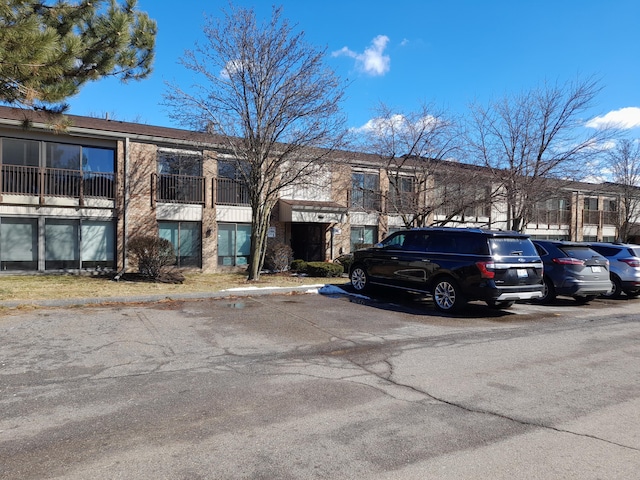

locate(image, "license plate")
[[591, 266, 601, 273], [517, 269, 528, 278]]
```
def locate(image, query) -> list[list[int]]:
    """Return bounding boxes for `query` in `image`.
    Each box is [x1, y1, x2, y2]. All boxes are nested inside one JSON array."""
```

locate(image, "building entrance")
[[290, 223, 325, 262]]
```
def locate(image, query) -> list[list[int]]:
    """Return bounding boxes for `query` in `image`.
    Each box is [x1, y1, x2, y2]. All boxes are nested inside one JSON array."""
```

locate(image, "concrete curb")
[[0, 284, 333, 309]]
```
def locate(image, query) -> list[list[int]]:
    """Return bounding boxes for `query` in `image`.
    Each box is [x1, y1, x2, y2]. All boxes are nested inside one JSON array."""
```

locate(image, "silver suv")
[[586, 242, 640, 298]]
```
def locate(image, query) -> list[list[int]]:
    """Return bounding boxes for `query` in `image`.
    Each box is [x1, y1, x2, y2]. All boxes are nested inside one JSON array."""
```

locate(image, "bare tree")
[[359, 102, 486, 227], [164, 4, 348, 280], [606, 139, 640, 241], [466, 76, 614, 231]]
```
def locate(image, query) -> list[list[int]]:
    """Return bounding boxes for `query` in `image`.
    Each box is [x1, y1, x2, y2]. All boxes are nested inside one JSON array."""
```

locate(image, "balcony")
[[530, 209, 571, 226], [216, 177, 250, 206], [349, 188, 382, 212], [583, 210, 618, 226], [155, 173, 204, 204], [1, 165, 115, 200]]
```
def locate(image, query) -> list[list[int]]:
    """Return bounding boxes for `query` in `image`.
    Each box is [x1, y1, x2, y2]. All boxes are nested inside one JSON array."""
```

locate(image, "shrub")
[[264, 240, 294, 272], [128, 235, 176, 280], [290, 259, 308, 272], [305, 261, 344, 277]]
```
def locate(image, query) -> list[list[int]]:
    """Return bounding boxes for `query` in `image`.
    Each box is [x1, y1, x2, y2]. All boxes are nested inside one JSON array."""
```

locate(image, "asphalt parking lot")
[[1, 287, 640, 479]]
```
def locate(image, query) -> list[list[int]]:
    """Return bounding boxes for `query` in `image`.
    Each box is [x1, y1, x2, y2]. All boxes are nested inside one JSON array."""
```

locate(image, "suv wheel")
[[433, 277, 466, 313], [624, 289, 640, 298], [603, 275, 623, 299], [538, 277, 556, 304], [350, 265, 370, 292]]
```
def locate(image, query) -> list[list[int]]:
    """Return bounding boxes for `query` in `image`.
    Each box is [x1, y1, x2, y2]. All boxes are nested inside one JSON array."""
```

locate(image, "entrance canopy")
[[279, 199, 347, 223]]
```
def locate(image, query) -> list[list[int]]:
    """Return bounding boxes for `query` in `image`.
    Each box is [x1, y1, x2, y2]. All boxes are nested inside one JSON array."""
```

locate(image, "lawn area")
[[0, 272, 349, 303]]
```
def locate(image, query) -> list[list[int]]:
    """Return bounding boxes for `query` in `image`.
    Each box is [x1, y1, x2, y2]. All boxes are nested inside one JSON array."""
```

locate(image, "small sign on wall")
[[267, 226, 276, 238]]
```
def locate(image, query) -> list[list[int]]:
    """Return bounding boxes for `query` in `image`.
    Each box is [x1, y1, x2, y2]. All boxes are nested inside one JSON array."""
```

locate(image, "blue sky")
[[69, 0, 640, 135]]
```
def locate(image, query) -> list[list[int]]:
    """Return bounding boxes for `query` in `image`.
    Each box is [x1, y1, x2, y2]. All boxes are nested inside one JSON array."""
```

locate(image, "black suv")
[[349, 227, 544, 313]]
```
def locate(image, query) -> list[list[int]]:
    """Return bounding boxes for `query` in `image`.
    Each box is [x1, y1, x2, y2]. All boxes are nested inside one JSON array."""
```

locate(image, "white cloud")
[[586, 107, 640, 130], [332, 35, 390, 76]]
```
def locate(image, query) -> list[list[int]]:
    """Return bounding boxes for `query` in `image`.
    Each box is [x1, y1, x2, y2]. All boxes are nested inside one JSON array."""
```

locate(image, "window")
[[47, 143, 81, 170], [350, 225, 377, 252], [2, 138, 39, 166], [45, 219, 79, 270], [218, 223, 251, 266], [0, 218, 38, 270], [82, 147, 115, 198], [351, 172, 380, 211], [216, 160, 250, 205], [159, 221, 202, 267], [388, 176, 415, 213], [532, 197, 570, 225], [81, 221, 115, 269], [1, 138, 39, 194], [584, 197, 600, 225], [156, 152, 203, 204]]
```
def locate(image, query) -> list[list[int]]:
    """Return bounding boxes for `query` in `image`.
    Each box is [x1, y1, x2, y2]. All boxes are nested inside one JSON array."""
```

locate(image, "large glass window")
[[0, 218, 38, 270], [47, 143, 81, 170], [82, 147, 115, 173], [351, 172, 380, 211], [2, 138, 39, 166], [81, 221, 115, 269], [157, 152, 203, 204], [45, 219, 80, 270], [1, 138, 40, 194], [159, 221, 202, 267], [350, 225, 377, 252], [218, 223, 251, 266]]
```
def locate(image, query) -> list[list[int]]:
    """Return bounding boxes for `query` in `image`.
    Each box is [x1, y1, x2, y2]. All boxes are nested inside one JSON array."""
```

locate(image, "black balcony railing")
[[157, 173, 204, 204], [216, 177, 250, 206], [1, 165, 115, 199]]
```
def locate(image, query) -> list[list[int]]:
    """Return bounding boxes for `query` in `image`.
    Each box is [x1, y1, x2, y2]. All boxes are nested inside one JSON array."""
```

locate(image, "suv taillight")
[[620, 258, 640, 268], [476, 261, 495, 279], [552, 257, 585, 266]]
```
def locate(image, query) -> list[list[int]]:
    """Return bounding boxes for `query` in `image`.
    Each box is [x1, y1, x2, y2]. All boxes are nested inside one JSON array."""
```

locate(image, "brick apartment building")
[[0, 105, 633, 274]]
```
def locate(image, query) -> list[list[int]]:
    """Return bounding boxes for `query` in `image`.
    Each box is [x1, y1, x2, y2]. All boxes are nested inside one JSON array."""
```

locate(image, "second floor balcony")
[[155, 173, 205, 204], [1, 164, 115, 201], [216, 177, 250, 206]]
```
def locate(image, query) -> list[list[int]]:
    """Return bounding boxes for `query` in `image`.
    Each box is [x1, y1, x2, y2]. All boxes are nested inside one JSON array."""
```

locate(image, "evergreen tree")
[[0, 0, 156, 111]]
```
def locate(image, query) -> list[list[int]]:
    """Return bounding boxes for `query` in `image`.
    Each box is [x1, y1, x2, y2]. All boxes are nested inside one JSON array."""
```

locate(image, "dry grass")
[[0, 272, 349, 302]]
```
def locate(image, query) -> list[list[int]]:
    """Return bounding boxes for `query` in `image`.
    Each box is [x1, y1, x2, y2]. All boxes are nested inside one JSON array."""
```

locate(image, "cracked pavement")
[[1, 292, 639, 479]]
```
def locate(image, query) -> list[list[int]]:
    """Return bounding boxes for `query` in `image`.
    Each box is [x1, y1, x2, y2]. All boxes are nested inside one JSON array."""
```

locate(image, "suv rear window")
[[590, 245, 621, 257], [559, 246, 599, 260], [489, 237, 537, 256]]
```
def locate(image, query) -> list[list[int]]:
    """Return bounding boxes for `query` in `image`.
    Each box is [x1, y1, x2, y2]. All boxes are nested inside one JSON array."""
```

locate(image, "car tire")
[[623, 289, 640, 298], [432, 277, 466, 313], [573, 294, 596, 304], [350, 265, 370, 293], [487, 300, 515, 309], [538, 277, 556, 304], [603, 275, 623, 299]]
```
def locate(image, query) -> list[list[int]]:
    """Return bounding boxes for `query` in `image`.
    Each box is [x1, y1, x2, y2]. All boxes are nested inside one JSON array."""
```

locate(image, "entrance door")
[[290, 223, 325, 261]]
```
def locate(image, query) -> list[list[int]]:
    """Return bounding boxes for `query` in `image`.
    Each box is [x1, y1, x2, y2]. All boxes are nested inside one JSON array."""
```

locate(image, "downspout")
[[116, 137, 130, 279], [123, 137, 129, 271]]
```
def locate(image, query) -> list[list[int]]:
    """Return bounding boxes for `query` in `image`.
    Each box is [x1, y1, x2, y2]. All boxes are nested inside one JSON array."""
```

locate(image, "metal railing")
[[349, 188, 382, 211], [216, 177, 250, 206], [530, 209, 571, 225], [156, 173, 204, 204], [1, 165, 115, 199]]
